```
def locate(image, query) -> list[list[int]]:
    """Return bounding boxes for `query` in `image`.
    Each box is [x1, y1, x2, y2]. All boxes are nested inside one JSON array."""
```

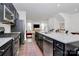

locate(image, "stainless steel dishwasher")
[[43, 36, 53, 56]]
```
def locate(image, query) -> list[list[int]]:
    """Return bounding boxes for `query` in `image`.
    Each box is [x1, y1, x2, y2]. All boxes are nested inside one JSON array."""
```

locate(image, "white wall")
[[47, 18, 54, 31], [68, 13, 79, 32], [0, 23, 11, 33], [53, 18, 60, 30], [26, 12, 79, 33], [26, 19, 48, 32], [18, 11, 26, 30], [59, 13, 71, 31], [47, 14, 65, 31], [59, 13, 79, 32]]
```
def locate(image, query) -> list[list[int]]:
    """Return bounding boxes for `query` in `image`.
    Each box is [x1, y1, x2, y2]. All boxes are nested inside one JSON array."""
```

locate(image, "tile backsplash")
[[0, 23, 11, 33]]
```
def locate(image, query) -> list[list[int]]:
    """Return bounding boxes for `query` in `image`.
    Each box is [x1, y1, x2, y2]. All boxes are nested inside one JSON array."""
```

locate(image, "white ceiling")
[[13, 3, 79, 20]]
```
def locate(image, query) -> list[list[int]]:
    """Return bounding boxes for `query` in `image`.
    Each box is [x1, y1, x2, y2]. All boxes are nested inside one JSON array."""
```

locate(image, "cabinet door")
[[4, 3, 19, 20], [4, 3, 13, 13], [0, 3, 4, 21], [4, 3, 10, 10], [10, 4, 19, 20], [9, 3, 14, 13]]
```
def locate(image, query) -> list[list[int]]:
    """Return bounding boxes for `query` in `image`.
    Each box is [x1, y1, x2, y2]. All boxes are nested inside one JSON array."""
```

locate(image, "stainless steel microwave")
[[3, 5, 14, 23]]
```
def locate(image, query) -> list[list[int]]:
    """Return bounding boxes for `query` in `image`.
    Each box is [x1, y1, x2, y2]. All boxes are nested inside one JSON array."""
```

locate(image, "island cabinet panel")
[[53, 40, 65, 56], [38, 34, 43, 52], [43, 36, 53, 56], [64, 44, 78, 56], [35, 33, 43, 52], [35, 32, 43, 52], [53, 40, 79, 56]]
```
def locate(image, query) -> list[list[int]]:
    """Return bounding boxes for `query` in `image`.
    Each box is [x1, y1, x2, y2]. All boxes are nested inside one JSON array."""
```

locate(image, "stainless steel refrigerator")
[[11, 19, 25, 45]]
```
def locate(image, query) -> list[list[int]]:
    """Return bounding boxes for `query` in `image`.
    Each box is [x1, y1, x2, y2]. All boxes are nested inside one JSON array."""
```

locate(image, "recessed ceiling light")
[[57, 4, 61, 7], [74, 8, 78, 12]]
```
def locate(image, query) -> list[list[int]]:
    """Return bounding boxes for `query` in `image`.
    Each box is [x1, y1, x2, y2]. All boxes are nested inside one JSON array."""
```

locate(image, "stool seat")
[[26, 32, 32, 38]]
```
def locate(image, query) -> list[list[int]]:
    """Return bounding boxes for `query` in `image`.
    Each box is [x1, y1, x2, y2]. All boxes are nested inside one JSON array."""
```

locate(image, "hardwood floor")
[[18, 38, 43, 56]]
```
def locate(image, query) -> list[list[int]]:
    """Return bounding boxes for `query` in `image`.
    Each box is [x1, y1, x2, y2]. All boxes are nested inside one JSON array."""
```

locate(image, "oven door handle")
[[0, 50, 5, 52], [0, 44, 11, 53]]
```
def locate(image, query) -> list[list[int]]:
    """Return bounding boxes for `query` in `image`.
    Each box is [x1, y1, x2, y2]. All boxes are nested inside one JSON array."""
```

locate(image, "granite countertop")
[[0, 32, 21, 40], [11, 32, 21, 34], [7, 32, 20, 38], [0, 37, 13, 47], [39, 32, 79, 44]]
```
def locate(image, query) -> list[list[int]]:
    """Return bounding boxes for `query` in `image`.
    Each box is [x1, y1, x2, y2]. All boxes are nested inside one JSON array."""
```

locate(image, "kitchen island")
[[35, 32, 79, 56]]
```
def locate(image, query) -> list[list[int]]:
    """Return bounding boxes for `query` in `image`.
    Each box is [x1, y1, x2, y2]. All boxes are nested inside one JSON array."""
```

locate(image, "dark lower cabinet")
[[53, 40, 79, 56], [53, 47, 64, 56], [12, 35, 20, 56], [35, 32, 43, 52], [38, 35, 43, 52], [53, 40, 65, 56]]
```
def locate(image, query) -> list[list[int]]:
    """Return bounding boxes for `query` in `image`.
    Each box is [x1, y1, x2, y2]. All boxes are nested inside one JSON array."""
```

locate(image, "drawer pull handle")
[[0, 44, 11, 53]]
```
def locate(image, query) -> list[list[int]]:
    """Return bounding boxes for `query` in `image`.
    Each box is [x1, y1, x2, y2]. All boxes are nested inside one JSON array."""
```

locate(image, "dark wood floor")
[[18, 38, 43, 56]]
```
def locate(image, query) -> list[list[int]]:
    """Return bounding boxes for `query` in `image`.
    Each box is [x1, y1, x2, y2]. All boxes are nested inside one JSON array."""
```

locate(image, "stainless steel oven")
[[0, 33, 20, 56], [0, 39, 13, 56]]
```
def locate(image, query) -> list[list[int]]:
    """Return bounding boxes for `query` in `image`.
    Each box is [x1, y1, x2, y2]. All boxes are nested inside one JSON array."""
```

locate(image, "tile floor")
[[18, 38, 43, 56]]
